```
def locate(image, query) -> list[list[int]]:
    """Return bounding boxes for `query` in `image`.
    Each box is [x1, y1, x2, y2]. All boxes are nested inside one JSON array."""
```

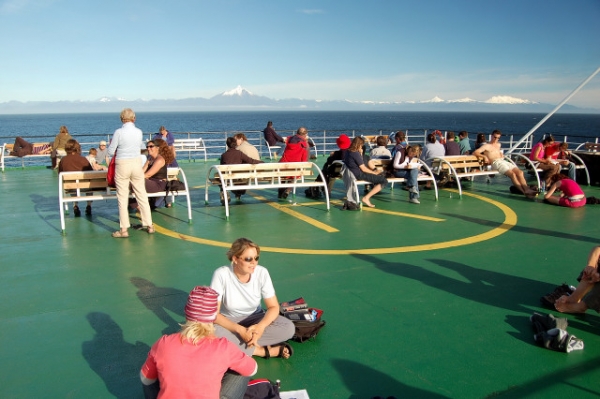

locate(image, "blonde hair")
[[59, 125, 69, 135], [179, 320, 216, 345], [120, 108, 136, 123], [227, 237, 261, 261]]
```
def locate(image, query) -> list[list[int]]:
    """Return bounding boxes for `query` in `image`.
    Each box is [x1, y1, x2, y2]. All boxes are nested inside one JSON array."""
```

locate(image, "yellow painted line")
[[154, 189, 516, 255], [358, 206, 445, 222], [280, 199, 444, 222], [250, 194, 339, 233]]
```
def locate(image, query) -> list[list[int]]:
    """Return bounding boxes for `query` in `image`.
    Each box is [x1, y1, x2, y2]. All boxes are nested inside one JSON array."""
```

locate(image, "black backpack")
[[244, 379, 280, 399], [165, 179, 186, 195]]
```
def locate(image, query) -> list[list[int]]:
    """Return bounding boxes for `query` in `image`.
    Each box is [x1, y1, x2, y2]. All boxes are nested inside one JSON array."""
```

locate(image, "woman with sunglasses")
[[210, 238, 295, 359], [130, 138, 175, 211]]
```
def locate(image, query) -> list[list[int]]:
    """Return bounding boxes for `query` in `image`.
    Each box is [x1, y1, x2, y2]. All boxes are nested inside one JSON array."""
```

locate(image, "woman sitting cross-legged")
[[140, 286, 258, 399], [343, 136, 388, 208], [210, 238, 295, 359], [543, 173, 586, 208]]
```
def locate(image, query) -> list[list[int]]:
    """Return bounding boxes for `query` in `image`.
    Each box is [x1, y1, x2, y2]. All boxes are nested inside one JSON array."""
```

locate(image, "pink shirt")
[[558, 178, 584, 197], [530, 143, 545, 161], [141, 334, 257, 399]]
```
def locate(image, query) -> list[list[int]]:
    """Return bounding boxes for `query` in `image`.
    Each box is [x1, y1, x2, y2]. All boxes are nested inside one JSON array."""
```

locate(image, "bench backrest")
[[173, 139, 205, 150], [61, 171, 109, 191], [432, 155, 483, 170], [214, 162, 315, 180]]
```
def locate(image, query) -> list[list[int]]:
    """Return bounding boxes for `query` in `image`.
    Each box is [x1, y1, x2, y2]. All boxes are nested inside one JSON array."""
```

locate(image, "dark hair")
[[447, 131, 455, 140], [427, 133, 436, 144], [65, 139, 81, 154], [459, 131, 468, 138], [226, 137, 237, 149], [542, 135, 555, 145], [394, 131, 405, 142], [267, 121, 273, 127], [476, 133, 486, 144]]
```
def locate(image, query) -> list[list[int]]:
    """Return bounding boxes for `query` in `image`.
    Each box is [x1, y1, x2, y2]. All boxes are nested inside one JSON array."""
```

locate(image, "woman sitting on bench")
[[344, 136, 388, 208]]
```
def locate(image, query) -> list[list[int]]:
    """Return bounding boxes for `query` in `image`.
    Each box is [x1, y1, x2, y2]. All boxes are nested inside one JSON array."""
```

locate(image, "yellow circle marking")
[[154, 189, 517, 255]]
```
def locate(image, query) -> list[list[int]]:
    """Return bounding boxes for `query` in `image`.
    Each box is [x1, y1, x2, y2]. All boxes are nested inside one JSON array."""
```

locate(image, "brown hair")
[[59, 125, 69, 135], [348, 136, 365, 152], [227, 237, 261, 261], [65, 139, 81, 154], [550, 173, 569, 184], [376, 136, 388, 147], [151, 138, 175, 165], [233, 133, 248, 142]]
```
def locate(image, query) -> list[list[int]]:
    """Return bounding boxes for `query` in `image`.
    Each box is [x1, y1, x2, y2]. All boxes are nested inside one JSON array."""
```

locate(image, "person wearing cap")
[[140, 286, 257, 399], [306, 133, 351, 197], [210, 238, 295, 359], [96, 140, 110, 165]]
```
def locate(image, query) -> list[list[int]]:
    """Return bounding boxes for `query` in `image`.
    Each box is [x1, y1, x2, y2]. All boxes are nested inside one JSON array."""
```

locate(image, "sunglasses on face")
[[146, 145, 155, 148], [242, 256, 259, 262]]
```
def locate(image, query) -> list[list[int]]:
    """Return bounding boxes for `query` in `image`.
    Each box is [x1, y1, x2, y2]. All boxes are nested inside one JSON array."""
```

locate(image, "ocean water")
[[0, 111, 598, 143]]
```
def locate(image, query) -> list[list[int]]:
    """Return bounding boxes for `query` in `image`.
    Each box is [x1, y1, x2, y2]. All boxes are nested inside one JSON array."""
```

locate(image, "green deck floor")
[[1, 161, 600, 399]]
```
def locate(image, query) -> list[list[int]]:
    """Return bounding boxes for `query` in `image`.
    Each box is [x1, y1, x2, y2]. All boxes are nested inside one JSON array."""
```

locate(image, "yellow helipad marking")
[[250, 194, 339, 233], [155, 189, 516, 255]]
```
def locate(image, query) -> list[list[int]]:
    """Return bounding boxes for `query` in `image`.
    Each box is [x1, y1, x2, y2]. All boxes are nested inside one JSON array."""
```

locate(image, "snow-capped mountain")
[[0, 86, 592, 114]]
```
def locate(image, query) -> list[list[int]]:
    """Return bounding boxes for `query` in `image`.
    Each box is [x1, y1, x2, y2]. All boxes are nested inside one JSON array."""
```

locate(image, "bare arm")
[[544, 181, 561, 199], [473, 145, 490, 164], [246, 295, 281, 347], [144, 156, 165, 179]]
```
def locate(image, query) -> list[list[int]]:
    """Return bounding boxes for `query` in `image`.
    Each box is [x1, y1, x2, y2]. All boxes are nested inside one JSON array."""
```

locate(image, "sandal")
[[264, 342, 294, 359], [112, 230, 129, 238]]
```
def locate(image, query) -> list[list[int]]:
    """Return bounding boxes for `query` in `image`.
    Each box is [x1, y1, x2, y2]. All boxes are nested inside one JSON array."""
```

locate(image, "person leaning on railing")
[[51, 125, 71, 169]]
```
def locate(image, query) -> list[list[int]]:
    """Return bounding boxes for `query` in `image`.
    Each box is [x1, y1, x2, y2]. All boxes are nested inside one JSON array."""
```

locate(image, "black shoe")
[[85, 205, 92, 216], [540, 284, 574, 308], [73, 206, 81, 217]]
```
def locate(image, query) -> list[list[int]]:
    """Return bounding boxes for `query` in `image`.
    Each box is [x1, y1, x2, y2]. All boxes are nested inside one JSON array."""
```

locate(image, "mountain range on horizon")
[[0, 85, 597, 114]]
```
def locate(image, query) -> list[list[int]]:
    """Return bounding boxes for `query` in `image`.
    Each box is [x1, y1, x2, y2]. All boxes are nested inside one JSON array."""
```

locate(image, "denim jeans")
[[392, 168, 420, 199]]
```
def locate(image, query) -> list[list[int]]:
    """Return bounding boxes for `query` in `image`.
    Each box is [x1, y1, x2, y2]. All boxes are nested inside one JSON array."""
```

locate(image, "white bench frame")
[[205, 162, 330, 220], [263, 137, 318, 160], [510, 152, 590, 189], [431, 155, 516, 197], [58, 167, 192, 235], [336, 160, 439, 209], [173, 138, 207, 162]]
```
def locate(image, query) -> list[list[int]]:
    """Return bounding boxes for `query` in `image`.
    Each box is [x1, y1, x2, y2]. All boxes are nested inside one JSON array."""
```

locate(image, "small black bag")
[[244, 378, 281, 399], [165, 179, 186, 194], [290, 308, 326, 343]]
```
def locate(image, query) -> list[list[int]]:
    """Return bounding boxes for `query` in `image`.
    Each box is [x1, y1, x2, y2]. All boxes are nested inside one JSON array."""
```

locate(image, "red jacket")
[[280, 135, 308, 163]]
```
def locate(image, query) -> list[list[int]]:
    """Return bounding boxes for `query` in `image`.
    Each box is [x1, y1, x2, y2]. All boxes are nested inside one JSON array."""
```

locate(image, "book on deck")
[[280, 297, 307, 313]]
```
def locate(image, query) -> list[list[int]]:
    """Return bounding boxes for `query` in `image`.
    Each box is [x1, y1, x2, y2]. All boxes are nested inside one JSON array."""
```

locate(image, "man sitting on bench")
[[9, 137, 52, 157], [473, 130, 537, 198]]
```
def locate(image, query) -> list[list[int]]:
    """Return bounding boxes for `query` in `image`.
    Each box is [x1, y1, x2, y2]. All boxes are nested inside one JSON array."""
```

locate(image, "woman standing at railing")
[[107, 108, 154, 238]]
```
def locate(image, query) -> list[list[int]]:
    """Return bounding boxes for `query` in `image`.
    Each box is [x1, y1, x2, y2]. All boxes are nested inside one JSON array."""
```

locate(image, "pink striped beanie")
[[184, 286, 219, 323]]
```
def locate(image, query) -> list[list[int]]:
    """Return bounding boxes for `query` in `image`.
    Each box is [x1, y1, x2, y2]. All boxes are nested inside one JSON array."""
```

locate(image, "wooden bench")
[[510, 152, 590, 188], [173, 138, 207, 162], [336, 159, 439, 208], [2, 142, 53, 172], [204, 162, 330, 220], [58, 167, 192, 234], [431, 155, 515, 197]]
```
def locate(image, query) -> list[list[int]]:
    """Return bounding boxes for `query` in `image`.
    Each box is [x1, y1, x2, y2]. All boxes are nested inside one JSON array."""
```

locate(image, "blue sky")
[[1, 0, 599, 108]]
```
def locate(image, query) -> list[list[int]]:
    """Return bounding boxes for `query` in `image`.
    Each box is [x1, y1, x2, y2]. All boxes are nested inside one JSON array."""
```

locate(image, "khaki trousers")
[[115, 158, 152, 229]]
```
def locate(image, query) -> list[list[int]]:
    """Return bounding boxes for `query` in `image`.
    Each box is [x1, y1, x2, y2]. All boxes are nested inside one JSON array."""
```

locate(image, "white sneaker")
[[408, 186, 419, 194], [409, 198, 420, 204]]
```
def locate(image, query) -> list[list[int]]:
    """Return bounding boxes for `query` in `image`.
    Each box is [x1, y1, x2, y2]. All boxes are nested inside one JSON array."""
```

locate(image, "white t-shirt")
[[210, 264, 276, 318]]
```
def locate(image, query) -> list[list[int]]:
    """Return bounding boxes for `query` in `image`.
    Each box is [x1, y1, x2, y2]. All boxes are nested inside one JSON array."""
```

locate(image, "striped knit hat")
[[184, 286, 219, 323]]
